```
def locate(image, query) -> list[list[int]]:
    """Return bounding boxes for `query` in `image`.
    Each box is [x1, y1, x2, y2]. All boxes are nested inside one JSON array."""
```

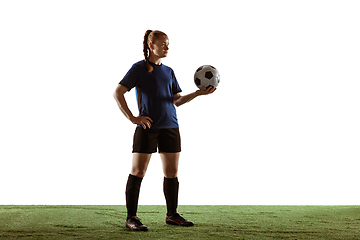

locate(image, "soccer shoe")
[[166, 213, 194, 227], [126, 216, 148, 231]]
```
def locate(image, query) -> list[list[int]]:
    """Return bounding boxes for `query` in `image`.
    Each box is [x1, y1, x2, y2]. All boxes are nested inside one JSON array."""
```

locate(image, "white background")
[[1, 0, 359, 205]]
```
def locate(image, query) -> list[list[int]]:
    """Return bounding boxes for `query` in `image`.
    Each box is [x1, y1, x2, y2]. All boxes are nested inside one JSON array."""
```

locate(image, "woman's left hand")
[[197, 86, 217, 96]]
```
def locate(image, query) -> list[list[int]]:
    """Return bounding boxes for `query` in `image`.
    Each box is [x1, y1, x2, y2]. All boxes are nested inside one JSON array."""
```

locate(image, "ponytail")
[[143, 30, 153, 72], [143, 29, 168, 73]]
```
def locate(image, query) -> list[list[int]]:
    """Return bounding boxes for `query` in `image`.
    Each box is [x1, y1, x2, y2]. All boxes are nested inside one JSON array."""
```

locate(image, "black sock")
[[125, 174, 143, 220], [163, 177, 179, 217]]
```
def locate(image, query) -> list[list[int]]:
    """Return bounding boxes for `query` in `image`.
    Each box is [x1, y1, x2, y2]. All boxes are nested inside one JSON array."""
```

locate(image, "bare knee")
[[131, 168, 147, 178], [160, 152, 179, 179], [163, 168, 178, 178], [131, 153, 151, 178], [164, 172, 177, 178]]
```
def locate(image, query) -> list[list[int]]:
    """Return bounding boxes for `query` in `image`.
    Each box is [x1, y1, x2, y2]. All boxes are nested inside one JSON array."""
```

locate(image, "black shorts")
[[132, 128, 181, 153]]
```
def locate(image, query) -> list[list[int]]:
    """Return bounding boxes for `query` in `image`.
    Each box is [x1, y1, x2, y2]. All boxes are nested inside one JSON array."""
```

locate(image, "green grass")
[[0, 205, 359, 239]]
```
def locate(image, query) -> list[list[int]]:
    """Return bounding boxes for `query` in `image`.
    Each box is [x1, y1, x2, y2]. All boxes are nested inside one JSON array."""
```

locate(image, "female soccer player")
[[113, 30, 216, 231]]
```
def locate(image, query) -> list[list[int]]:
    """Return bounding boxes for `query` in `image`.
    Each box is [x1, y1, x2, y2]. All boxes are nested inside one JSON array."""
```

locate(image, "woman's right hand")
[[131, 116, 153, 129]]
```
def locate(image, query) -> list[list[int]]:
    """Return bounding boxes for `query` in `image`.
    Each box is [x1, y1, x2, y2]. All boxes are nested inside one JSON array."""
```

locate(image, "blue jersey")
[[119, 60, 182, 129]]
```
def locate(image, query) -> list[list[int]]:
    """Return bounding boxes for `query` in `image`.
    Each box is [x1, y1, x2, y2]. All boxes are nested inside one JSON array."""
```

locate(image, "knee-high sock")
[[125, 174, 143, 219], [163, 177, 179, 216]]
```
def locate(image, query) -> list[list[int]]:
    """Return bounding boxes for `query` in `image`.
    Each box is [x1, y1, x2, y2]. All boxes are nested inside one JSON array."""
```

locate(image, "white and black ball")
[[194, 65, 220, 90]]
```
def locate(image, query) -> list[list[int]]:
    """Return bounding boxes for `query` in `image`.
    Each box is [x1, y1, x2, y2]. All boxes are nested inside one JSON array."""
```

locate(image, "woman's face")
[[150, 35, 169, 58]]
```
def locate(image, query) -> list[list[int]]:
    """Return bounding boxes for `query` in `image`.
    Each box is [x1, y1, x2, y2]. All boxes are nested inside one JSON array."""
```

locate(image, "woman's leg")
[[160, 152, 180, 216], [160, 152, 180, 178], [131, 153, 152, 178], [160, 152, 194, 226], [126, 153, 151, 219]]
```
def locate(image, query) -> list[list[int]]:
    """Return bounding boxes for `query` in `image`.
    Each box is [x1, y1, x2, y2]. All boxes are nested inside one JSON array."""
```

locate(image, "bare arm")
[[113, 84, 153, 129], [173, 86, 216, 107]]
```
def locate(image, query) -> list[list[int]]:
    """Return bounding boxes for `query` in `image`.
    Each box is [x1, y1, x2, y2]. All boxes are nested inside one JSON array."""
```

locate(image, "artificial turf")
[[0, 205, 359, 239]]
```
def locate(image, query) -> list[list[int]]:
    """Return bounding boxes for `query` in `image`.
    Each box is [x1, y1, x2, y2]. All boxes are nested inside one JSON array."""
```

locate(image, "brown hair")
[[143, 30, 168, 72]]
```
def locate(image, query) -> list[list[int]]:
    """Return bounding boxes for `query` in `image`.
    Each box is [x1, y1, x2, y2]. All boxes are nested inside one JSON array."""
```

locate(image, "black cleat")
[[126, 216, 148, 231], [166, 212, 194, 227]]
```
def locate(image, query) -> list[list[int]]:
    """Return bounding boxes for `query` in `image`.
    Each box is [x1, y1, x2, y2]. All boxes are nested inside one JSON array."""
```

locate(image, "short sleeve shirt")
[[119, 60, 182, 129]]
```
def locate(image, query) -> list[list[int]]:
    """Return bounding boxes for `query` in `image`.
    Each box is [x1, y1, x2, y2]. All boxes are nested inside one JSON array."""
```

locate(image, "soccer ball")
[[194, 65, 220, 90]]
